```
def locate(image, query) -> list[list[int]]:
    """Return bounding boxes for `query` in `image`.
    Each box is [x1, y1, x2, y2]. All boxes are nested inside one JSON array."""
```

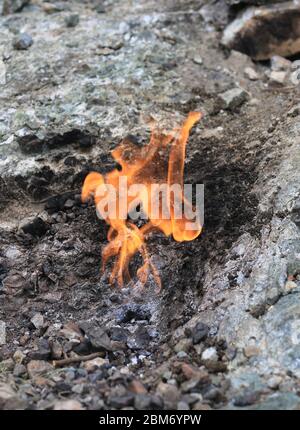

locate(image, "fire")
[[82, 112, 202, 290]]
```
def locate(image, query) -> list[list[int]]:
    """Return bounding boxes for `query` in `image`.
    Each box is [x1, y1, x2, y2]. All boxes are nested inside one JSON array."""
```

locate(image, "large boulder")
[[222, 2, 300, 60]]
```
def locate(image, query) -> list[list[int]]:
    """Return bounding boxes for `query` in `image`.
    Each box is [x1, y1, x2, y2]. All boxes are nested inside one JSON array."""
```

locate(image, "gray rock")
[[174, 338, 192, 353], [271, 55, 292, 72], [13, 363, 27, 377], [0, 55, 5, 85], [262, 293, 300, 378], [233, 390, 259, 407], [251, 393, 300, 410], [30, 313, 44, 329], [226, 392, 300, 410], [79, 322, 112, 351], [192, 322, 209, 344], [27, 360, 52, 379], [0, 358, 14, 371], [110, 326, 129, 342], [0, 321, 6, 345], [53, 400, 83, 410], [42, 2, 65, 14], [218, 88, 248, 111], [13, 33, 33, 50], [64, 13, 80, 28], [127, 326, 151, 350], [156, 382, 180, 409]]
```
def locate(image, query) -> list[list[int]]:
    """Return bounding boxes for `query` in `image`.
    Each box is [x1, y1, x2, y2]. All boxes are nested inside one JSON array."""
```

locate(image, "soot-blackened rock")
[[20, 216, 48, 237]]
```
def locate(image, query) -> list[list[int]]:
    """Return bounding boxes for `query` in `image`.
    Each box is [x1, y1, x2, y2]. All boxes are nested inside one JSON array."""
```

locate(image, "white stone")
[[244, 67, 259, 81], [201, 347, 218, 362], [0, 321, 6, 345], [269, 70, 287, 84]]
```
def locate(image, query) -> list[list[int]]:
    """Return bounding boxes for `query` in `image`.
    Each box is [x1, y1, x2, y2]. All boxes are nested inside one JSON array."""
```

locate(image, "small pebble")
[[283, 280, 297, 294], [177, 351, 188, 359], [13, 350, 26, 364], [219, 87, 248, 111], [53, 400, 83, 410], [177, 401, 190, 410], [267, 375, 282, 389], [193, 55, 203, 65], [65, 14, 80, 28], [243, 345, 260, 358], [269, 70, 287, 85], [30, 313, 44, 330], [13, 364, 27, 377], [244, 67, 259, 81]]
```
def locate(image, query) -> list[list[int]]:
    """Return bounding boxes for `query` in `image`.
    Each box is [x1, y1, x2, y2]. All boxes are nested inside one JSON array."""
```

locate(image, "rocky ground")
[[0, 0, 300, 410]]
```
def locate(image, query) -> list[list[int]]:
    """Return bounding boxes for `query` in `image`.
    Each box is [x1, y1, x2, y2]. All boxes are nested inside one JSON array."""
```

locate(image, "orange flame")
[[82, 112, 202, 290]]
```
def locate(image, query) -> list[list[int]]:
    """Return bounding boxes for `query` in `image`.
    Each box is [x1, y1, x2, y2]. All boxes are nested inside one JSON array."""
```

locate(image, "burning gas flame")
[[82, 111, 202, 290]]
